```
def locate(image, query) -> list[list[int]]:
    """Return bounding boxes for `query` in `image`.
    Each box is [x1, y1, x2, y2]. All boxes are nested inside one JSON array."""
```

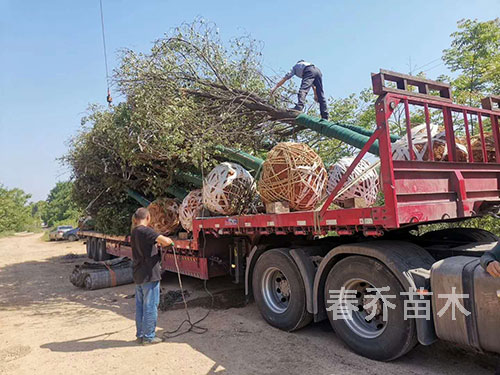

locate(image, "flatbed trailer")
[[80, 70, 500, 361]]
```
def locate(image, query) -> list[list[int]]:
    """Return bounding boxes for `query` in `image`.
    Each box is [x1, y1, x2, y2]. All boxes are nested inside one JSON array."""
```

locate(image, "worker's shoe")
[[135, 337, 143, 344], [142, 337, 162, 345]]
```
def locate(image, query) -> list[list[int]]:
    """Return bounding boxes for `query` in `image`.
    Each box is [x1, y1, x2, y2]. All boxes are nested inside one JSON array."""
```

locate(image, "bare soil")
[[0, 233, 498, 374]]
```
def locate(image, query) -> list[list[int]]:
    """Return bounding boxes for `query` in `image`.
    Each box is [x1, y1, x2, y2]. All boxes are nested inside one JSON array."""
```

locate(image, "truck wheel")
[[421, 228, 498, 242], [252, 249, 312, 331], [89, 238, 98, 260], [95, 239, 110, 261], [324, 256, 417, 361], [85, 239, 91, 258]]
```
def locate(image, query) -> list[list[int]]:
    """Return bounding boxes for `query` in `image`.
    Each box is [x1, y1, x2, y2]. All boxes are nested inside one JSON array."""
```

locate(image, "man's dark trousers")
[[295, 65, 328, 120]]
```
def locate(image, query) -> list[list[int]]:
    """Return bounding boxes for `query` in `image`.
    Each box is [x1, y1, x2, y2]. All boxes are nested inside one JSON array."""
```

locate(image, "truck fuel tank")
[[431, 256, 500, 354]]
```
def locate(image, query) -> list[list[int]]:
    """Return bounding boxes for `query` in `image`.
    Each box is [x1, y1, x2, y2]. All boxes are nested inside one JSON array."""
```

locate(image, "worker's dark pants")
[[295, 66, 328, 120]]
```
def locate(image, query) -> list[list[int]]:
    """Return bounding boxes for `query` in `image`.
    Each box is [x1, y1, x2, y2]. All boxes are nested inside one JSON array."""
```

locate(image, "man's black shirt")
[[131, 225, 161, 284]]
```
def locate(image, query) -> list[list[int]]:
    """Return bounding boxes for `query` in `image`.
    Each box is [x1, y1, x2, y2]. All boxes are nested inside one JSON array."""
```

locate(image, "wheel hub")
[[337, 279, 388, 339], [362, 293, 382, 317], [278, 278, 290, 297], [261, 267, 291, 314]]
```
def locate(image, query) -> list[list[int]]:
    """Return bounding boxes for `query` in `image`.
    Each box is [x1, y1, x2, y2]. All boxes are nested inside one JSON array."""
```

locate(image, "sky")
[[0, 0, 498, 201]]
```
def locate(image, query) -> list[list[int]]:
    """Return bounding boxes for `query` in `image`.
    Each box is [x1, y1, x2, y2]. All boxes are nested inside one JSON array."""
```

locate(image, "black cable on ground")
[[162, 245, 214, 339]]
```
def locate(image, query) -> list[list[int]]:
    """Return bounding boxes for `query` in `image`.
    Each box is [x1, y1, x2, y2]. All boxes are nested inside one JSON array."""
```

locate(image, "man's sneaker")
[[135, 337, 143, 344], [142, 337, 163, 345]]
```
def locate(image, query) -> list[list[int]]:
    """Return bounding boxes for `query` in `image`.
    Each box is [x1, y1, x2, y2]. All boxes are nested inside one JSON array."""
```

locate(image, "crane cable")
[[99, 0, 112, 106]]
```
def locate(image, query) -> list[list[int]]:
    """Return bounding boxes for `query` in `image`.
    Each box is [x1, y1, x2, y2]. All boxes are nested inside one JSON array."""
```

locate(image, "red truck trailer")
[[80, 70, 500, 361]]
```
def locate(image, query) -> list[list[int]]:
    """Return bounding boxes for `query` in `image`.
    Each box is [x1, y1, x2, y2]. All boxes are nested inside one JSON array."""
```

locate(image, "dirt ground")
[[0, 233, 498, 375]]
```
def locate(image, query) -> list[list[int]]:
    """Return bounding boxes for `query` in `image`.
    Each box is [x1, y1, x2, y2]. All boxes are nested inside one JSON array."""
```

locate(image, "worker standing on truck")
[[270, 60, 329, 120], [481, 243, 500, 278], [131, 207, 174, 345]]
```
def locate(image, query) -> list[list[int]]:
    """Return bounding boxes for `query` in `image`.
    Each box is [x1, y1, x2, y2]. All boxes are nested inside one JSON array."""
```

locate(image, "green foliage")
[[94, 196, 141, 235], [65, 19, 290, 219], [0, 185, 41, 234], [443, 18, 500, 104], [115, 19, 279, 165], [42, 181, 81, 227]]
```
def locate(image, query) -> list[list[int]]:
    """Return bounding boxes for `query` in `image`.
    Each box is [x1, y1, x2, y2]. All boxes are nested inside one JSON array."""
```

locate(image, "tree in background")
[[0, 185, 41, 234], [42, 182, 81, 227], [443, 18, 500, 106]]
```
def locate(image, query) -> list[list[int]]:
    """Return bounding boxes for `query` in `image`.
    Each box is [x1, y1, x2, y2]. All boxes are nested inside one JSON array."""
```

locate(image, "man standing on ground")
[[131, 207, 174, 345], [270, 60, 329, 120]]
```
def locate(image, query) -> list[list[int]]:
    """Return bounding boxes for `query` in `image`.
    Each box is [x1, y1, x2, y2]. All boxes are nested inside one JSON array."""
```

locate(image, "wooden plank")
[[341, 197, 368, 208], [178, 232, 189, 240], [265, 201, 290, 214]]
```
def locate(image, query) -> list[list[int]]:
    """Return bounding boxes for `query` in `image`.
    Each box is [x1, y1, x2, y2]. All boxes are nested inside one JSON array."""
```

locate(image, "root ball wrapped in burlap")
[[470, 133, 496, 162], [147, 198, 180, 235], [326, 157, 379, 206], [202, 162, 256, 215], [392, 124, 468, 162], [179, 189, 204, 232], [258, 142, 327, 211]]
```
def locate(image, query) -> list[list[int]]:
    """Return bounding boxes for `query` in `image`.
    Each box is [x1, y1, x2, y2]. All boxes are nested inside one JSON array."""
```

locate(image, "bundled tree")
[[65, 20, 302, 217], [115, 19, 313, 154]]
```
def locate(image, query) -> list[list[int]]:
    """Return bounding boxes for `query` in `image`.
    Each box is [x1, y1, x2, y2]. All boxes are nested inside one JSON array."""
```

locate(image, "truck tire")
[[89, 238, 97, 260], [324, 256, 417, 361], [101, 242, 111, 260], [421, 228, 498, 243], [252, 249, 312, 331], [85, 239, 91, 258], [95, 239, 110, 261]]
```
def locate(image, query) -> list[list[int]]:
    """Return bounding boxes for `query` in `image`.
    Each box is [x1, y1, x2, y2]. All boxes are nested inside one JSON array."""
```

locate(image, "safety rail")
[[317, 70, 500, 227]]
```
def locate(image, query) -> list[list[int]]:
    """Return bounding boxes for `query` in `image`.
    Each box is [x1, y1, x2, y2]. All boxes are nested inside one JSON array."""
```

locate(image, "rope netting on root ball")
[[326, 157, 379, 206], [147, 198, 181, 235], [202, 162, 257, 216], [258, 142, 328, 211], [179, 189, 204, 232], [392, 124, 468, 161]]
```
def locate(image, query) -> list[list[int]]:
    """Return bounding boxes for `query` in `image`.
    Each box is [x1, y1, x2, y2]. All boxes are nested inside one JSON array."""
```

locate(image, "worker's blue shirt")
[[284, 61, 313, 80]]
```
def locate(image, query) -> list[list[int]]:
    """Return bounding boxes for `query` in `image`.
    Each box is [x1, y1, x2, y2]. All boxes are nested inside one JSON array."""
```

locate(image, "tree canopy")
[[0, 185, 41, 234], [41, 181, 81, 227], [443, 18, 500, 105], [65, 20, 304, 215]]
